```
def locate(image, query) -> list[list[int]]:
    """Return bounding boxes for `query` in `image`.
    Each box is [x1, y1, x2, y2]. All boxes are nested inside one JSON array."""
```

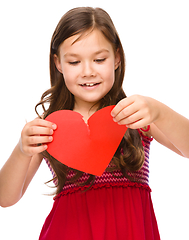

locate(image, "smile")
[[80, 83, 101, 87]]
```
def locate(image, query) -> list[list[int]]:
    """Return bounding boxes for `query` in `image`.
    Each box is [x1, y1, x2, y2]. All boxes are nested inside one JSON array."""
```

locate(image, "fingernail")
[[49, 136, 53, 141], [113, 118, 117, 122], [52, 124, 57, 129], [111, 112, 115, 117]]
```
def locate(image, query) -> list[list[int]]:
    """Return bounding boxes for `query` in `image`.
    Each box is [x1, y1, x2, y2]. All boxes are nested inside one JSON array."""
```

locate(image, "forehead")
[[59, 29, 114, 56]]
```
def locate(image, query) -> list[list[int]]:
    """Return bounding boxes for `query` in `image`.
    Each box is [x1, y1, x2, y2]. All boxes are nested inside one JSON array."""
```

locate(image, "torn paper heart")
[[45, 106, 127, 176]]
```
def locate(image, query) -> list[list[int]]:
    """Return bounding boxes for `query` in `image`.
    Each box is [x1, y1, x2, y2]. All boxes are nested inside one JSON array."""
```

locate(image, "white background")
[[0, 0, 189, 239]]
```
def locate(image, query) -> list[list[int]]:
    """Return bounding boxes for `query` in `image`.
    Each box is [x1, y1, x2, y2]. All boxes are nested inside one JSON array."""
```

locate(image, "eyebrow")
[[64, 49, 110, 58]]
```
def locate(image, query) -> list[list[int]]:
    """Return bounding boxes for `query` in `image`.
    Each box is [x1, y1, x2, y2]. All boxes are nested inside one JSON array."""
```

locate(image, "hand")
[[19, 118, 57, 157], [111, 95, 160, 129]]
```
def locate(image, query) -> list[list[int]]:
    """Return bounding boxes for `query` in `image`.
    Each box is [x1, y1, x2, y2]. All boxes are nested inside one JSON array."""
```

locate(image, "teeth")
[[82, 83, 96, 87]]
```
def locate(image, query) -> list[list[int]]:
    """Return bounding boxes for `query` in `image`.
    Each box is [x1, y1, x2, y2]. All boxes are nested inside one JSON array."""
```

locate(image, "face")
[[54, 29, 120, 112]]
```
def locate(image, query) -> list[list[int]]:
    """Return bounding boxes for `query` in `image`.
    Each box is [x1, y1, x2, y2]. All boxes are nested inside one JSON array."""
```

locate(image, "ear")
[[114, 49, 121, 70], [54, 54, 63, 73]]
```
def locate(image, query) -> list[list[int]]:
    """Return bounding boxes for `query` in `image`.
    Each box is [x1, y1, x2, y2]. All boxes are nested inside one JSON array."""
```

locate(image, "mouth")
[[80, 82, 101, 88]]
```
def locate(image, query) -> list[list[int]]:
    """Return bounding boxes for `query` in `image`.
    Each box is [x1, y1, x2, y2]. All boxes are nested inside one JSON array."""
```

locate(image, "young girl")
[[0, 7, 189, 240]]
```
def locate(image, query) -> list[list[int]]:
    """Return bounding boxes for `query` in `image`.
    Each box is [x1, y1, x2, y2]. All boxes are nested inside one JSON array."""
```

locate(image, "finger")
[[29, 119, 57, 130], [27, 135, 53, 146], [111, 97, 134, 118], [25, 119, 57, 136], [117, 111, 142, 126], [126, 119, 148, 130], [24, 144, 48, 156], [27, 126, 54, 136], [113, 103, 139, 123]]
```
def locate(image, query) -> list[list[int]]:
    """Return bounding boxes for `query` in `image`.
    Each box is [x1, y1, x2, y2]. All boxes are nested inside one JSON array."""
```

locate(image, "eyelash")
[[69, 58, 106, 65], [69, 61, 80, 65], [94, 58, 106, 63]]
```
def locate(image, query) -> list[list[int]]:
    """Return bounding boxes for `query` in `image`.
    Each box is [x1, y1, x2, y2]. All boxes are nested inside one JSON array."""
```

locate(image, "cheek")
[[62, 65, 71, 79], [62, 65, 77, 87], [103, 62, 115, 87]]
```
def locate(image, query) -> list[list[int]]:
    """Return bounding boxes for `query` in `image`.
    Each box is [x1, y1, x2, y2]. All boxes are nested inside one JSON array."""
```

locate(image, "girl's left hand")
[[111, 95, 160, 129]]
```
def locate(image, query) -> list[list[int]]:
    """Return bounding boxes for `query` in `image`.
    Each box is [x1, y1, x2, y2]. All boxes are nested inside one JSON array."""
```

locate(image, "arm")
[[0, 147, 42, 207], [149, 101, 189, 158], [111, 95, 189, 158], [0, 119, 56, 207]]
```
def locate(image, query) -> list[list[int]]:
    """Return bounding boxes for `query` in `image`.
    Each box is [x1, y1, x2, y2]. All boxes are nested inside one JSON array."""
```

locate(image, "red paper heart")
[[45, 106, 127, 176]]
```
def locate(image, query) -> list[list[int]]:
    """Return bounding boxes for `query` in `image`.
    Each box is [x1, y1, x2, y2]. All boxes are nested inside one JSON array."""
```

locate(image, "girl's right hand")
[[19, 118, 57, 157]]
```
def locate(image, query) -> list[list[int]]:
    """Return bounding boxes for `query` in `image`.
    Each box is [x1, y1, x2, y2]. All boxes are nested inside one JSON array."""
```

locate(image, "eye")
[[94, 58, 106, 63], [69, 61, 80, 65]]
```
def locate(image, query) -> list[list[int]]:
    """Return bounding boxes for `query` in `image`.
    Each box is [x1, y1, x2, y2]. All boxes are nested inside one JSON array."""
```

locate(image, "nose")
[[82, 61, 95, 78]]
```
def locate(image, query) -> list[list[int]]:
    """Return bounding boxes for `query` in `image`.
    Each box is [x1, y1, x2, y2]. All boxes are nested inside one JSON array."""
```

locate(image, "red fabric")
[[39, 185, 160, 240]]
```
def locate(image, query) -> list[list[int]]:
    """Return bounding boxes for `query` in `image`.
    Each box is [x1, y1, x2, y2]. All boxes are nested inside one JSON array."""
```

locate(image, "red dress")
[[39, 133, 161, 240]]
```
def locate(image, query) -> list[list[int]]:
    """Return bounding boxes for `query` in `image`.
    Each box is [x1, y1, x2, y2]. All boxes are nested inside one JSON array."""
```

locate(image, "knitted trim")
[[54, 182, 151, 200], [137, 129, 153, 142], [140, 125, 150, 132]]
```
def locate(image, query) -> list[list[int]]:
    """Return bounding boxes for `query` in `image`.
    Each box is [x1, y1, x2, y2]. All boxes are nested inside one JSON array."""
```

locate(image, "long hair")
[[35, 7, 144, 195]]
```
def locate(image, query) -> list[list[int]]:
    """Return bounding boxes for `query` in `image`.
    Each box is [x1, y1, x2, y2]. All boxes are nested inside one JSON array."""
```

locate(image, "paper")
[[45, 106, 127, 176]]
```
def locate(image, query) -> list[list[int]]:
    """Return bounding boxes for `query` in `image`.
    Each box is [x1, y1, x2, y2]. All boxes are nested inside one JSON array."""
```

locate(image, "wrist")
[[152, 99, 169, 125], [16, 142, 32, 162]]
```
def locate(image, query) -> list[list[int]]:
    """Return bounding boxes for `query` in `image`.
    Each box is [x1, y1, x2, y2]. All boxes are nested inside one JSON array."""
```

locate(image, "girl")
[[0, 7, 189, 240]]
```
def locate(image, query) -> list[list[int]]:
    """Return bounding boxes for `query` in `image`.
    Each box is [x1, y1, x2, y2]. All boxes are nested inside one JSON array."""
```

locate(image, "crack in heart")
[[81, 117, 91, 135]]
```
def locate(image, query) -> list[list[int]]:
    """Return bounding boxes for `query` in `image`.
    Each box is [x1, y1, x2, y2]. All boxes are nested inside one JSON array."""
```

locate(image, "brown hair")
[[35, 7, 144, 195]]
